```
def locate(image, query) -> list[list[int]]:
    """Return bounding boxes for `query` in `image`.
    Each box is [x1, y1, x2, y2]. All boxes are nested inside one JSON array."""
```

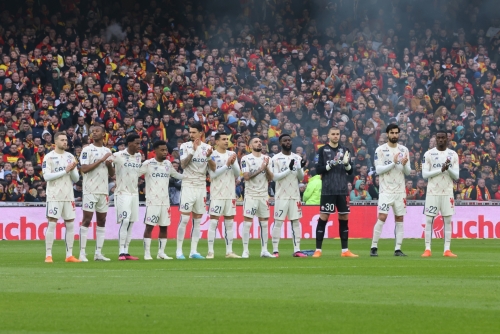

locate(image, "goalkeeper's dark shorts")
[[319, 195, 350, 214]]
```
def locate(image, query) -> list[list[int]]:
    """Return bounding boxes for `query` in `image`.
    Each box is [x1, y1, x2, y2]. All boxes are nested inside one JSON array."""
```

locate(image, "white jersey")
[[423, 148, 459, 196], [80, 144, 112, 195], [139, 158, 183, 206], [271, 152, 303, 200], [112, 149, 142, 195], [42, 150, 77, 202], [209, 150, 240, 200], [374, 143, 409, 194], [179, 141, 210, 187], [241, 153, 270, 198]]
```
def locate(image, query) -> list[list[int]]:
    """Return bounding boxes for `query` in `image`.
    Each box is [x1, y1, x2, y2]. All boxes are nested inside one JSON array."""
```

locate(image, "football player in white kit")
[[139, 140, 184, 260], [177, 123, 212, 259], [112, 134, 143, 260], [370, 124, 411, 257], [240, 137, 275, 258], [206, 132, 241, 259], [79, 126, 114, 262], [43, 132, 80, 263], [270, 134, 307, 257], [422, 131, 459, 257]]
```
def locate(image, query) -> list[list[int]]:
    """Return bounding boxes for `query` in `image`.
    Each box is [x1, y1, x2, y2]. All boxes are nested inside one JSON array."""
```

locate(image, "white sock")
[[425, 216, 433, 251], [158, 238, 167, 254], [95, 226, 105, 255], [208, 218, 218, 253], [291, 220, 301, 253], [190, 218, 201, 255], [224, 219, 233, 254], [79, 226, 88, 255], [242, 221, 252, 253], [65, 221, 75, 258], [395, 222, 404, 251], [271, 220, 283, 253], [371, 219, 385, 248], [45, 222, 56, 257], [119, 219, 129, 254], [443, 216, 452, 252], [342, 248, 348, 253], [259, 220, 269, 252], [176, 215, 190, 255], [143, 238, 151, 256], [125, 222, 134, 254]]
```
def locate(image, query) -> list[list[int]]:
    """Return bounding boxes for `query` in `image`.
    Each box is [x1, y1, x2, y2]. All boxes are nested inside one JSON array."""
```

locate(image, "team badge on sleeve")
[[374, 152, 378, 160], [180, 149, 183, 155], [422, 156, 425, 163], [42, 161, 46, 168], [82, 152, 87, 159], [242, 160, 246, 168]]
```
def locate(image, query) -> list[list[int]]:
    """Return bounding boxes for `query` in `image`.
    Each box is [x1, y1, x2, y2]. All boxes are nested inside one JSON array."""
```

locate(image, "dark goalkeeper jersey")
[[315, 143, 353, 196]]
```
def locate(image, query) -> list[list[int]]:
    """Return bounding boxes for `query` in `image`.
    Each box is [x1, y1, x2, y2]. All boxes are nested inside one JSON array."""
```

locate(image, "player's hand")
[[393, 151, 400, 163], [442, 159, 450, 172], [193, 138, 200, 151], [227, 153, 236, 166], [289, 159, 295, 170], [205, 147, 213, 157], [328, 159, 336, 168], [65, 162, 77, 173], [300, 159, 307, 168], [100, 152, 112, 162], [343, 151, 350, 165], [401, 152, 409, 166], [105, 160, 113, 167]]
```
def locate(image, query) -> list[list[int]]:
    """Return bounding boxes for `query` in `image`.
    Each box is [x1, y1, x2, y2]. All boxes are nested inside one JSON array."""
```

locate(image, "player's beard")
[[389, 137, 398, 144], [281, 143, 292, 153], [253, 148, 262, 152]]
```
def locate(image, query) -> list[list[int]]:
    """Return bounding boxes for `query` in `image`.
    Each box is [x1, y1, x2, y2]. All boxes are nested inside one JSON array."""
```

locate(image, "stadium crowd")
[[1, 0, 500, 204]]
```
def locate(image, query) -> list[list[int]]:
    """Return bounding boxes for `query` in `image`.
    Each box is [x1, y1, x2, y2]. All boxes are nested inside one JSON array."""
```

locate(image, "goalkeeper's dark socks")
[[339, 219, 349, 249], [316, 218, 327, 249]]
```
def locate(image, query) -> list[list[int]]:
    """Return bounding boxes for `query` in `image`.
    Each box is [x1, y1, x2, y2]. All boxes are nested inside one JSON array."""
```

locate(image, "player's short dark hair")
[[214, 132, 227, 140], [153, 140, 167, 149], [328, 126, 340, 133], [54, 131, 66, 140], [279, 133, 291, 142], [436, 130, 448, 136], [125, 133, 140, 145], [189, 122, 204, 133], [386, 124, 400, 133], [248, 135, 260, 145]]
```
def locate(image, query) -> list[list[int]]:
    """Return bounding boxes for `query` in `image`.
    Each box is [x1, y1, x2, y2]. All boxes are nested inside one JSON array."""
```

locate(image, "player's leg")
[[143, 221, 154, 260], [393, 193, 407, 256], [223, 214, 239, 258], [93, 194, 110, 261], [288, 200, 305, 257], [189, 190, 206, 259], [442, 196, 457, 257], [337, 196, 358, 257], [257, 199, 273, 258], [116, 195, 135, 260], [62, 202, 80, 262], [314, 195, 334, 257], [177, 188, 193, 259], [207, 214, 220, 258], [157, 225, 171, 259], [422, 196, 438, 257], [79, 195, 96, 261], [45, 202, 59, 262], [371, 193, 390, 256], [271, 200, 287, 256], [123, 195, 139, 259], [241, 198, 255, 258]]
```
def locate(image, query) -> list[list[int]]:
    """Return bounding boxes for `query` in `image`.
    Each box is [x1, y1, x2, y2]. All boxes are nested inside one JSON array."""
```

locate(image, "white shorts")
[[144, 206, 171, 227], [243, 197, 270, 219], [180, 186, 206, 215], [424, 195, 455, 217], [115, 194, 139, 223], [46, 201, 76, 221], [82, 194, 109, 213], [209, 199, 236, 217], [378, 193, 407, 216], [274, 199, 302, 221]]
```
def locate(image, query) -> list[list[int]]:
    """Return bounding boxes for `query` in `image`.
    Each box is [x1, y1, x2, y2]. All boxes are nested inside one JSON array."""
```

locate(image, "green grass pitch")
[[0, 239, 499, 333]]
